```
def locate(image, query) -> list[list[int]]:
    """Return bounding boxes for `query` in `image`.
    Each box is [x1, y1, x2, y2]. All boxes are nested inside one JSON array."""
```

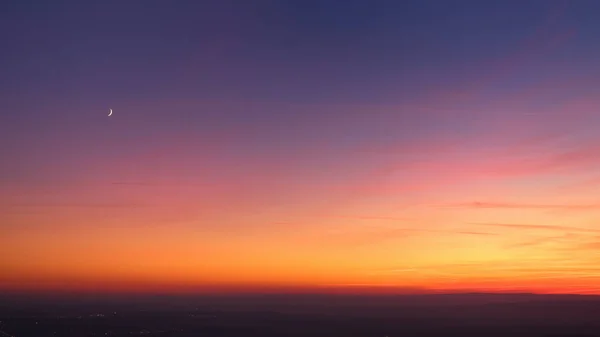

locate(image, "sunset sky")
[[2, 0, 600, 295]]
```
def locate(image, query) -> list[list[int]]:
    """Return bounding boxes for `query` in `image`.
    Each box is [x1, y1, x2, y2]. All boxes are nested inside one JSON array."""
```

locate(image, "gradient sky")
[[2, 0, 600, 295]]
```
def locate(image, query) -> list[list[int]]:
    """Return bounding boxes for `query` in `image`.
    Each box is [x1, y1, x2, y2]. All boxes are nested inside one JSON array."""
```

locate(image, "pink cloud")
[[470, 223, 600, 233], [559, 175, 600, 193], [345, 126, 600, 198], [457, 202, 600, 211]]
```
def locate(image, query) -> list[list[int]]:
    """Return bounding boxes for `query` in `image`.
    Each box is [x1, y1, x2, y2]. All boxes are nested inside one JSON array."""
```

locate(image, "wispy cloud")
[[503, 233, 583, 249], [455, 202, 600, 211], [559, 175, 600, 193], [111, 182, 155, 186], [323, 215, 412, 222], [349, 134, 600, 199], [455, 231, 498, 236], [466, 143, 600, 180], [368, 257, 600, 280], [415, 228, 498, 236], [5, 202, 149, 209], [470, 222, 600, 233], [321, 227, 416, 247], [321, 226, 496, 248]]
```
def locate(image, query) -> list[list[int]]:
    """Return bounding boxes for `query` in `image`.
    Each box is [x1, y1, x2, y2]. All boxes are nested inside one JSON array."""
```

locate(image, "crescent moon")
[[108, 109, 113, 116]]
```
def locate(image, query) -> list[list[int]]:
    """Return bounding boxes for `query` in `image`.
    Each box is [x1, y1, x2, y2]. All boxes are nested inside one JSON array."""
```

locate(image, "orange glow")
[[6, 0, 600, 298], [3, 94, 600, 296]]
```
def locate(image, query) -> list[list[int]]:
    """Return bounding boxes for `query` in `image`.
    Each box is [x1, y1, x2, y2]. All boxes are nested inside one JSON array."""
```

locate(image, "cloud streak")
[[320, 225, 497, 248], [346, 123, 600, 199], [5, 202, 149, 209], [471, 223, 600, 233], [455, 202, 600, 211]]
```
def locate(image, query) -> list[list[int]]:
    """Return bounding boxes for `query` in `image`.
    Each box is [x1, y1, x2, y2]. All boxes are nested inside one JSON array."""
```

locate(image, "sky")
[[2, 0, 600, 295]]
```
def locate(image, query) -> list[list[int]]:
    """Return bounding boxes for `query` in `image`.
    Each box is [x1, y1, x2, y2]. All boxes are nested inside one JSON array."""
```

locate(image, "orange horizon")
[[5, 0, 600, 305], [2, 277, 600, 296], [4, 83, 600, 299]]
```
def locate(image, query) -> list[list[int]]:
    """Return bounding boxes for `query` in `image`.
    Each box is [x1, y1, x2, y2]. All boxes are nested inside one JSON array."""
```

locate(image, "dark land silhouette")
[[2, 292, 600, 336]]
